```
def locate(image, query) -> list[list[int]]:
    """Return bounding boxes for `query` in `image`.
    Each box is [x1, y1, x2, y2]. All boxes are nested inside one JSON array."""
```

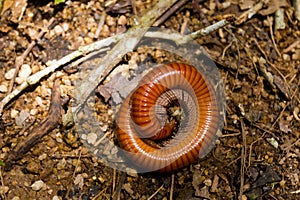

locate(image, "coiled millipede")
[[116, 62, 221, 172]]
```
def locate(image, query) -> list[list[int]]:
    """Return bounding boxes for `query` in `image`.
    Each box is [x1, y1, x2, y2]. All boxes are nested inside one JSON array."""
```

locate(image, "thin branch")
[[239, 119, 246, 200], [4, 78, 62, 171], [153, 0, 188, 26], [7, 18, 55, 94]]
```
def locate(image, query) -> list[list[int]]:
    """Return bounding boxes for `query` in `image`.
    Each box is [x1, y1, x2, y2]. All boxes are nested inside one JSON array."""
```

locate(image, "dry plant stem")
[[290, 189, 300, 194], [112, 172, 126, 200], [8, 18, 55, 94], [0, 169, 7, 200], [190, 17, 234, 39], [267, 16, 281, 57], [235, 1, 264, 25], [112, 169, 116, 195], [170, 174, 174, 200], [283, 39, 300, 53], [94, 13, 106, 39], [4, 79, 61, 170], [147, 184, 164, 200], [66, 149, 83, 198], [153, 0, 188, 26], [294, 0, 300, 20], [239, 119, 246, 200], [70, 47, 110, 68]]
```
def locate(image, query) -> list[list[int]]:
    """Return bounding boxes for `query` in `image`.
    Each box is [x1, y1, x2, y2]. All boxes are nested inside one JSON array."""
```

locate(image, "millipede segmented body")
[[116, 63, 221, 172]]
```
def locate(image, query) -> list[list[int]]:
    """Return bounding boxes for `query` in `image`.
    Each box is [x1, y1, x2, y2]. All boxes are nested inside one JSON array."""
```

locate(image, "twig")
[[7, 18, 55, 94], [112, 169, 116, 195], [0, 167, 7, 200], [153, 0, 188, 26], [147, 184, 164, 200], [94, 13, 106, 39], [0, 169, 8, 200], [239, 119, 246, 200], [248, 132, 266, 167], [112, 171, 126, 200], [267, 16, 281, 57], [69, 47, 110, 68], [66, 148, 83, 198], [235, 1, 264, 25], [283, 39, 300, 53], [4, 78, 61, 171], [189, 15, 235, 39], [170, 174, 174, 200]]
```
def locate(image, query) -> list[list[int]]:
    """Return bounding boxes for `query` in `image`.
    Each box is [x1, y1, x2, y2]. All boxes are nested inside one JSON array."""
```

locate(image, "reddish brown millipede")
[[116, 62, 221, 172]]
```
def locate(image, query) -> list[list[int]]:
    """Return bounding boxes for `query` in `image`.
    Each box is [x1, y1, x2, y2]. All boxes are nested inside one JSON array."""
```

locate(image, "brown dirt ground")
[[0, 0, 299, 200]]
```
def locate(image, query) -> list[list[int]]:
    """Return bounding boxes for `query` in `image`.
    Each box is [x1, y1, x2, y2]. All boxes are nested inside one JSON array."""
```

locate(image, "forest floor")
[[0, 0, 299, 199]]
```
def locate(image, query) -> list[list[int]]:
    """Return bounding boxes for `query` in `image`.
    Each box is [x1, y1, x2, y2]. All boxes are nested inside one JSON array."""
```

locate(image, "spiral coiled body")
[[116, 63, 220, 172]]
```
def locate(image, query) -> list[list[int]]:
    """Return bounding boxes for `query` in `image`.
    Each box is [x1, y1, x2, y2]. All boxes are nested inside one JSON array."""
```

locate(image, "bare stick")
[[7, 18, 55, 94], [239, 119, 246, 200], [235, 1, 264, 25], [153, 0, 188, 26], [4, 79, 61, 171], [147, 184, 164, 200]]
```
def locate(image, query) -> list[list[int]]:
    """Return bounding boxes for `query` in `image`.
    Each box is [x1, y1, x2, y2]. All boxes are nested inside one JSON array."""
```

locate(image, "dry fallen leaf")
[[279, 119, 292, 133], [259, 0, 289, 16], [97, 72, 141, 104]]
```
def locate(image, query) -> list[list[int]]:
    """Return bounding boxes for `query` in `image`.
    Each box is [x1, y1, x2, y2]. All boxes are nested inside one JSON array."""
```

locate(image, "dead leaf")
[[259, 0, 289, 16], [279, 119, 291, 133], [239, 0, 256, 10], [2, 0, 28, 22], [97, 73, 141, 104]]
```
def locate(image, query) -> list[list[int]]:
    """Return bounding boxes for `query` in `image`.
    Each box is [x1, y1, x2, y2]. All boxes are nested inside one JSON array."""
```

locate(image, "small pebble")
[[4, 68, 16, 80], [0, 84, 8, 93], [292, 49, 300, 60], [27, 28, 38, 40], [74, 174, 84, 189], [282, 54, 290, 61], [62, 22, 69, 32], [31, 180, 45, 191], [204, 179, 212, 187], [11, 197, 20, 200], [118, 15, 127, 26], [106, 15, 116, 26], [52, 196, 60, 200], [35, 96, 44, 106], [100, 24, 110, 37], [38, 153, 47, 160], [0, 186, 9, 194], [30, 108, 38, 115], [15, 64, 32, 84], [123, 183, 134, 195], [18, 64, 32, 79], [56, 158, 67, 170], [87, 132, 97, 145], [10, 109, 19, 119], [15, 110, 30, 126], [54, 25, 64, 36]]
